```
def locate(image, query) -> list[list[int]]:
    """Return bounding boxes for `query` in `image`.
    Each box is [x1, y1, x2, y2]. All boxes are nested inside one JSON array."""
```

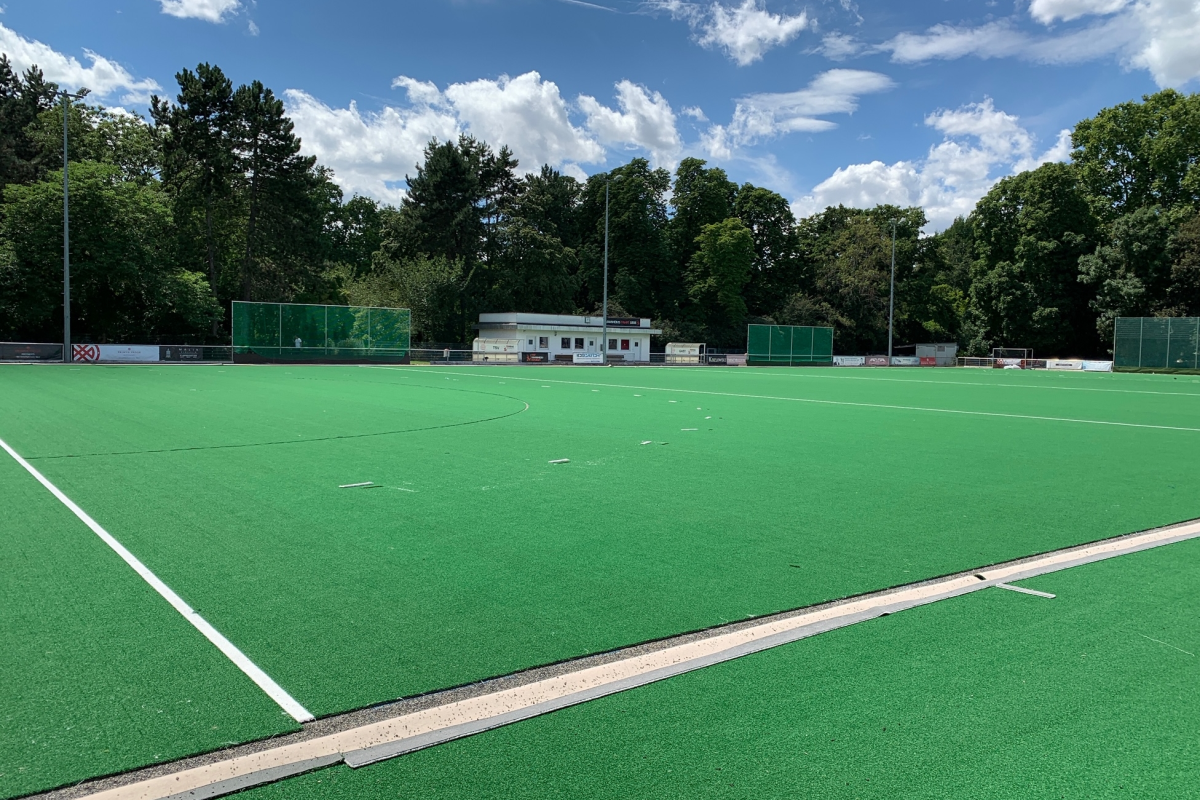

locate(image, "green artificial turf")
[[1, 363, 1198, 786], [239, 535, 1200, 800], [0, 450, 298, 800]]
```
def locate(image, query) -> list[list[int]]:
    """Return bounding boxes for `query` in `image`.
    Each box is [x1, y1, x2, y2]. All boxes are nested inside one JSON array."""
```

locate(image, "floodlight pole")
[[59, 87, 89, 363], [887, 219, 897, 365], [603, 179, 609, 365]]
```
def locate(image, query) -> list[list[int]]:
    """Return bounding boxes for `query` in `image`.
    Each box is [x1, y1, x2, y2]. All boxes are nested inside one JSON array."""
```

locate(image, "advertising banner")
[[160, 346, 203, 361], [520, 352, 549, 363], [706, 354, 727, 364], [73, 345, 160, 362], [1045, 359, 1083, 370], [0, 343, 63, 361], [1082, 360, 1114, 372], [919, 357, 937, 366], [891, 356, 920, 366], [833, 356, 865, 366], [865, 355, 889, 366], [573, 352, 604, 364], [725, 354, 747, 366]]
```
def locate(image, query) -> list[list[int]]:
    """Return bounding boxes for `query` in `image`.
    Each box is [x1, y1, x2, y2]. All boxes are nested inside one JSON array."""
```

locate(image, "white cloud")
[[816, 32, 863, 61], [879, 0, 1200, 87], [287, 72, 686, 203], [682, 105, 708, 121], [284, 88, 460, 206], [791, 99, 1072, 230], [652, 0, 810, 65], [0, 22, 160, 103], [247, 20, 260, 36], [704, 69, 894, 155], [442, 72, 605, 167], [159, 0, 241, 23], [1029, 0, 1130, 24], [578, 80, 682, 167]]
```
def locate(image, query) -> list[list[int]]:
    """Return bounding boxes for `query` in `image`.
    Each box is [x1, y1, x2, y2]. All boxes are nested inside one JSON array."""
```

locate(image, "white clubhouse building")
[[473, 312, 660, 363]]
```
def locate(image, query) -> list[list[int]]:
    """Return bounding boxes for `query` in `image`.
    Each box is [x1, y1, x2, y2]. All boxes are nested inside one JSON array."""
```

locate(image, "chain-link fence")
[[1114, 317, 1200, 371], [746, 324, 834, 366], [232, 302, 411, 364]]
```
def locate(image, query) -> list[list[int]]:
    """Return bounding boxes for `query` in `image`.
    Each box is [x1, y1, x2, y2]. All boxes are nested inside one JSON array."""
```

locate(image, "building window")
[[574, 338, 584, 349], [588, 340, 594, 347], [608, 339, 617, 350], [634, 340, 639, 347], [621, 339, 630, 350], [561, 337, 571, 349], [528, 339, 534, 346], [539, 336, 549, 349]]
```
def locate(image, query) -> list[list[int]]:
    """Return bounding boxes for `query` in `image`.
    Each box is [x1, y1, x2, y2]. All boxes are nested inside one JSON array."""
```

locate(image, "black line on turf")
[[24, 388, 531, 461]]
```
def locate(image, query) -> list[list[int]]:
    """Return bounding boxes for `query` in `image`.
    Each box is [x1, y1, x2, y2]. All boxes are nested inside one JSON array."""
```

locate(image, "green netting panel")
[[232, 302, 411, 363], [746, 324, 834, 366], [1113, 317, 1200, 370]]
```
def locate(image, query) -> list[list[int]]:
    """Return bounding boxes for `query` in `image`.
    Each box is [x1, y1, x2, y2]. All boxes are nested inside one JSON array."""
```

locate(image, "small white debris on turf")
[[395, 487, 418, 493], [705, 416, 712, 419], [681, 428, 698, 431], [640, 440, 652, 445], [669, 400, 677, 403], [634, 394, 642, 397], [549, 458, 570, 464], [339, 482, 374, 488]]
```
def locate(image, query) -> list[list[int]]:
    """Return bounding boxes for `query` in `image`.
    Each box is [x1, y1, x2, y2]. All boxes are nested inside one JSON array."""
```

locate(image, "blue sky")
[[3, 0, 1198, 228]]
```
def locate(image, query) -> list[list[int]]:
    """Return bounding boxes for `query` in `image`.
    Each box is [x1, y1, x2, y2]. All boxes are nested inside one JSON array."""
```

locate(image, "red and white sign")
[[920, 356, 937, 366], [72, 344, 159, 363]]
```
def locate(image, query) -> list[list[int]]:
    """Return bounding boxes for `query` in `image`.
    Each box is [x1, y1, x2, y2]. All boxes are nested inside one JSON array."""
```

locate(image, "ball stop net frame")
[[232, 301, 411, 364], [746, 324, 834, 366]]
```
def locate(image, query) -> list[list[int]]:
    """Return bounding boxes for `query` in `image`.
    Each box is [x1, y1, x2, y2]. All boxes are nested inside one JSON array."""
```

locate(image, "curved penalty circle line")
[[376, 367, 1200, 434], [0, 436, 314, 724], [25, 389, 531, 461]]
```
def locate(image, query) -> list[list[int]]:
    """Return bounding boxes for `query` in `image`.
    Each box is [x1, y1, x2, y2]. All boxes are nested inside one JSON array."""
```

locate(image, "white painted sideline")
[[63, 516, 1200, 800], [379, 368, 1200, 434], [0, 437, 313, 724]]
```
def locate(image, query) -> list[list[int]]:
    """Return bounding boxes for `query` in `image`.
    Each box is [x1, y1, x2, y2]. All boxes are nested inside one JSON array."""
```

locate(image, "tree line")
[[2, 56, 1198, 356]]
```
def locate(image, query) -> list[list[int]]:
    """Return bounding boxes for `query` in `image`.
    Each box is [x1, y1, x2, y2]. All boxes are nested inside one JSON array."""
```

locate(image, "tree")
[[232, 80, 322, 301], [1072, 89, 1200, 217], [0, 57, 57, 193], [669, 158, 737, 272], [151, 64, 238, 330], [348, 253, 464, 344], [685, 218, 753, 345], [28, 103, 159, 184], [577, 159, 673, 319], [733, 184, 801, 318], [1168, 210, 1200, 316], [1078, 205, 1177, 338], [0, 162, 219, 342], [792, 205, 923, 354], [967, 162, 1098, 356]]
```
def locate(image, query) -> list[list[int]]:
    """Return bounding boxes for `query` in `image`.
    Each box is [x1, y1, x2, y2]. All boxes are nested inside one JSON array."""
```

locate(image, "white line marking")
[[1138, 633, 1195, 656], [372, 368, 1200, 434], [72, 518, 1200, 800], [0, 436, 314, 723], [728, 369, 1200, 398], [995, 582, 1056, 598]]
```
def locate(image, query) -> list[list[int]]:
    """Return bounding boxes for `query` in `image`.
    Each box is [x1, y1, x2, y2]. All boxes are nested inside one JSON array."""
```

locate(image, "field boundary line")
[[0, 436, 313, 724], [43, 517, 1200, 800], [377, 368, 1200, 433]]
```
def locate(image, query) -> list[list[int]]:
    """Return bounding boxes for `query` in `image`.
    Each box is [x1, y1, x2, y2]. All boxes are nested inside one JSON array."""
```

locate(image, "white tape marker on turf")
[[995, 582, 1056, 599], [0, 436, 314, 723]]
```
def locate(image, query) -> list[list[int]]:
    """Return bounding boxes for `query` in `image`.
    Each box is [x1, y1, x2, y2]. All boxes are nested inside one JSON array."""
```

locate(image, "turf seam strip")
[[50, 516, 1200, 800], [0, 436, 314, 725], [383, 368, 1200, 433]]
